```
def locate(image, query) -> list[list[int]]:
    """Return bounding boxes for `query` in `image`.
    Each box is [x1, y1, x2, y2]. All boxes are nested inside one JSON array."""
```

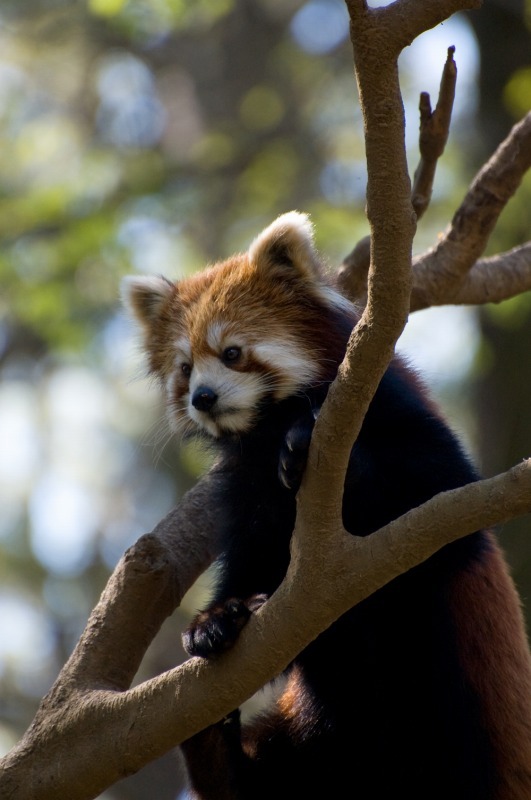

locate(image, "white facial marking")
[[253, 340, 318, 398], [206, 322, 227, 352], [174, 335, 192, 364]]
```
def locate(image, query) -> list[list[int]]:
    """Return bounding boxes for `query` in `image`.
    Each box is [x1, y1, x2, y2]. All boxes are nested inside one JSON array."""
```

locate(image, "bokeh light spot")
[[290, 0, 349, 55]]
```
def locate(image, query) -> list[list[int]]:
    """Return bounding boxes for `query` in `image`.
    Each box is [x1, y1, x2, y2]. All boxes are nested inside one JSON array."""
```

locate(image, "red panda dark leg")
[[181, 710, 250, 800]]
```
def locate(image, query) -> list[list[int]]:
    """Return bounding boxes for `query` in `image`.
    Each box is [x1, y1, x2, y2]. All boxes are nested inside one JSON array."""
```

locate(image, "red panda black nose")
[[192, 386, 218, 412]]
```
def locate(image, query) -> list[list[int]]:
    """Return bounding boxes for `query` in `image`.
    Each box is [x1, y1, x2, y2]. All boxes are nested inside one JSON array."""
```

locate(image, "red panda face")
[[122, 212, 354, 438], [168, 313, 321, 438]]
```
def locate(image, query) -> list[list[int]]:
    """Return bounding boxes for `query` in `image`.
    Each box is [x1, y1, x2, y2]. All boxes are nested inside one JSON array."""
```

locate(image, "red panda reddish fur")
[[122, 212, 531, 800]]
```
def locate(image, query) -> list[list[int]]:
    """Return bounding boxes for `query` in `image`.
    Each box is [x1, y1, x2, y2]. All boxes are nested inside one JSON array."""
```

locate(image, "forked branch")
[[338, 46, 458, 304]]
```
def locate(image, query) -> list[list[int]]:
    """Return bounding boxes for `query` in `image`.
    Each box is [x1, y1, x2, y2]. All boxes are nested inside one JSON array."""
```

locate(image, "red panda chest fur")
[[122, 212, 531, 800]]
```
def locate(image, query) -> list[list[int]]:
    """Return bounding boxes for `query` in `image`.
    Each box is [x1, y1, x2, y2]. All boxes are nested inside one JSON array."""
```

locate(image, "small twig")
[[412, 45, 457, 219]]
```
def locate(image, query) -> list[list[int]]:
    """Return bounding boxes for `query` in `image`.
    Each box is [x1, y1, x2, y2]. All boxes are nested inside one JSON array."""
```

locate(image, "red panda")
[[122, 212, 531, 800]]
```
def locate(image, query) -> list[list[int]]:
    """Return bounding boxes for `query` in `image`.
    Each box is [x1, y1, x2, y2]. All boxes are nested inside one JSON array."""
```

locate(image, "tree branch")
[[411, 110, 531, 310], [423, 242, 531, 307], [2, 460, 531, 800], [304, 0, 417, 521]]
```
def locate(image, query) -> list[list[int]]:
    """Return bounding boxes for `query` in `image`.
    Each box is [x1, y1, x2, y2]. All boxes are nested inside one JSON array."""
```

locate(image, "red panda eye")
[[181, 363, 191, 378], [222, 346, 241, 364]]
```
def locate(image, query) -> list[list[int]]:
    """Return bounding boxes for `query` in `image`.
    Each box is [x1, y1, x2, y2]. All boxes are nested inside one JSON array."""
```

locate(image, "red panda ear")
[[120, 275, 175, 332], [248, 211, 322, 279]]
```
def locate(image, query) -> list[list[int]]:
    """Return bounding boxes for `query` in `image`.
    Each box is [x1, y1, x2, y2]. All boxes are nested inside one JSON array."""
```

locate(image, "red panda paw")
[[278, 412, 317, 490], [182, 594, 268, 658]]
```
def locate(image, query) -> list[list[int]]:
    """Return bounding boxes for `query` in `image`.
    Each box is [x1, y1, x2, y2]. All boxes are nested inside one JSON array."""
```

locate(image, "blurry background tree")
[[0, 0, 530, 798], [465, 0, 531, 581]]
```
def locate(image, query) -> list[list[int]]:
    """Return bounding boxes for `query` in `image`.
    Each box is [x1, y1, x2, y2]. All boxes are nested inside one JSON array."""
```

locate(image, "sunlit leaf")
[[88, 0, 128, 18]]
